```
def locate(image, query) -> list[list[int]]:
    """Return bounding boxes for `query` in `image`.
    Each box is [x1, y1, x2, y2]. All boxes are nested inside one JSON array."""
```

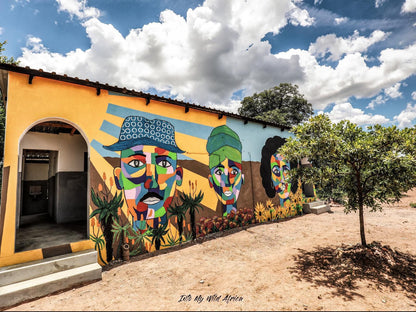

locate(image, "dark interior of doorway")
[[15, 122, 88, 253]]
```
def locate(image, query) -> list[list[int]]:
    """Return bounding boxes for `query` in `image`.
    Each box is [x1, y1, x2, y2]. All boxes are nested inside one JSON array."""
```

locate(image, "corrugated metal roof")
[[0, 63, 290, 131]]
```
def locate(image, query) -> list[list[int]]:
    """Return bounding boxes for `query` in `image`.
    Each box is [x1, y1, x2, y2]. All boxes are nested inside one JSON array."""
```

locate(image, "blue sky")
[[1, 0, 416, 127]]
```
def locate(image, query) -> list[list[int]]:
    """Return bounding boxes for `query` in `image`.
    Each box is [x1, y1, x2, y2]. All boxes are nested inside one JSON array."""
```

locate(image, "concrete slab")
[[0, 263, 101, 309]]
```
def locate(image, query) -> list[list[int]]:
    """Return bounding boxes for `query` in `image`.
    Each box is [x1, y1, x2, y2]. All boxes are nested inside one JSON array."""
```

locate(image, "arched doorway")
[[15, 120, 89, 252]]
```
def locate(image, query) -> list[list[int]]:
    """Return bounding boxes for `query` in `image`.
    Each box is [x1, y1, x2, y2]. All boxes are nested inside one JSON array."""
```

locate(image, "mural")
[[260, 136, 291, 206], [87, 108, 314, 264], [104, 116, 184, 233], [0, 70, 321, 270], [206, 125, 244, 216]]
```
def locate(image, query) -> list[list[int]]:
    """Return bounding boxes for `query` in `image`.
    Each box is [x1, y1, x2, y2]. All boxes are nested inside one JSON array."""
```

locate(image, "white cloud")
[[367, 95, 386, 109], [314, 0, 324, 5], [367, 83, 401, 109], [0, 27, 3, 35], [384, 82, 402, 98], [19, 0, 312, 107], [308, 30, 389, 61], [401, 0, 416, 13], [56, 0, 100, 20], [394, 103, 416, 128], [334, 17, 348, 25], [16, 0, 416, 114], [287, 5, 315, 27], [324, 102, 389, 126], [412, 91, 416, 100], [277, 41, 416, 110], [375, 0, 387, 8]]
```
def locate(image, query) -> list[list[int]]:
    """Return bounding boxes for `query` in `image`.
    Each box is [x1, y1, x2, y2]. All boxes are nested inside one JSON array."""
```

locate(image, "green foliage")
[[238, 83, 313, 128], [89, 232, 106, 265], [179, 190, 204, 216], [147, 223, 169, 250], [0, 41, 19, 65], [112, 219, 147, 256], [90, 188, 123, 224], [410, 203, 416, 208], [280, 114, 416, 246]]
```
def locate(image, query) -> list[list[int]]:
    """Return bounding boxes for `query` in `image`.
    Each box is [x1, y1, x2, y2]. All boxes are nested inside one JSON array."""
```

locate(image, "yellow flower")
[[265, 199, 275, 210], [254, 202, 267, 223]]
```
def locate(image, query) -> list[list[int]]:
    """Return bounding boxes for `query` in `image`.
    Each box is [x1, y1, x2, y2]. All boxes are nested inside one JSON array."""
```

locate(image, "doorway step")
[[0, 249, 101, 309], [302, 200, 331, 214]]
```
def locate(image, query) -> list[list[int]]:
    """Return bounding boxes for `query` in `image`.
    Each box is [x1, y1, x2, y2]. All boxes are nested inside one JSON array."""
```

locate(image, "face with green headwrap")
[[206, 125, 244, 215]]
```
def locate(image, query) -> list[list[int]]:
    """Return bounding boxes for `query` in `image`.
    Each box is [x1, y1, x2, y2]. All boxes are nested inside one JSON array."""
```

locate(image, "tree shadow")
[[290, 242, 416, 301]]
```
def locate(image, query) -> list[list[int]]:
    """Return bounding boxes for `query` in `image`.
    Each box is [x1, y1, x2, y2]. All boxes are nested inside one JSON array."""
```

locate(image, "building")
[[0, 63, 318, 307]]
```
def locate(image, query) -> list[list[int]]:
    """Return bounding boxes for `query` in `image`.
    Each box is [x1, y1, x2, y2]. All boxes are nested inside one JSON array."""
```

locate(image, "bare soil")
[[7, 189, 416, 311]]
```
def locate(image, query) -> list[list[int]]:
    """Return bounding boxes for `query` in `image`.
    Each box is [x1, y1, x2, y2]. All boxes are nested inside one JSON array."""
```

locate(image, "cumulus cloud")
[[401, 0, 416, 13], [375, 0, 387, 8], [308, 30, 389, 61], [277, 41, 416, 110], [56, 0, 100, 20], [334, 17, 348, 25], [0, 27, 3, 35], [368, 83, 402, 109], [412, 91, 416, 100], [19, 0, 310, 107], [16, 0, 416, 114], [384, 82, 402, 98], [394, 103, 416, 128], [324, 102, 389, 126]]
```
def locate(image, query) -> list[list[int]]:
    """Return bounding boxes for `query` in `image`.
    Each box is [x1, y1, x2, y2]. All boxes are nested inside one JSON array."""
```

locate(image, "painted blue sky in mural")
[[1, 0, 416, 127]]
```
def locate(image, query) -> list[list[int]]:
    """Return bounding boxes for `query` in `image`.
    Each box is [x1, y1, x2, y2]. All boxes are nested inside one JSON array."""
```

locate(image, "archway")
[[15, 120, 89, 252]]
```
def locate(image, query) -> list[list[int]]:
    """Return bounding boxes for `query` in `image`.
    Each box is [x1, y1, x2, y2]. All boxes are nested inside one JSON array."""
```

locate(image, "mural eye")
[[214, 168, 223, 175], [157, 159, 172, 168], [230, 168, 239, 175], [272, 166, 280, 175], [128, 159, 144, 168]]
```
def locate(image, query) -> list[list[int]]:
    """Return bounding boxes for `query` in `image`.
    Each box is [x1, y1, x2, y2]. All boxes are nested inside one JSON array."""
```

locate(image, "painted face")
[[209, 159, 243, 206], [115, 145, 183, 230], [270, 153, 290, 200]]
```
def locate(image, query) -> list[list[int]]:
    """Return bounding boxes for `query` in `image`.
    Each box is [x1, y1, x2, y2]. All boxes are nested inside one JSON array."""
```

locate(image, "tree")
[[238, 83, 313, 128], [280, 114, 416, 246], [0, 41, 19, 65]]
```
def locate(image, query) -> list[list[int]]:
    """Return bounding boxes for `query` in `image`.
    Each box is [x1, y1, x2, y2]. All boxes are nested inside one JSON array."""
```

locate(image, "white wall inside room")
[[20, 132, 87, 172], [24, 163, 49, 181]]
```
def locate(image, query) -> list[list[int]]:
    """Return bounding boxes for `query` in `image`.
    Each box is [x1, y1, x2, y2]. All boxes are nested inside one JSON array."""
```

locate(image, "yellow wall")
[[0, 71, 227, 266]]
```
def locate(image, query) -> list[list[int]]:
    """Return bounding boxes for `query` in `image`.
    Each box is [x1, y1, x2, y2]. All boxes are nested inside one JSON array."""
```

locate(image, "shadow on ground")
[[290, 241, 416, 301]]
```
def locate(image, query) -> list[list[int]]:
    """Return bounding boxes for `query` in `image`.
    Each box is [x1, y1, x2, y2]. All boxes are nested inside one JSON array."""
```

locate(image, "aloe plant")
[[90, 187, 123, 262], [168, 202, 188, 242]]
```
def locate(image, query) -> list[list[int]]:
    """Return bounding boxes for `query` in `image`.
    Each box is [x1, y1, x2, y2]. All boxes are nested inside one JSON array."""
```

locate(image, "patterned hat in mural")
[[103, 116, 184, 153]]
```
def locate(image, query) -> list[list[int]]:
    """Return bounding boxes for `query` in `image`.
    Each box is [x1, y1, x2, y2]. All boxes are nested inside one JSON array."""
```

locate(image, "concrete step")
[[0, 263, 102, 308], [303, 202, 331, 215], [303, 200, 326, 209], [0, 249, 98, 286]]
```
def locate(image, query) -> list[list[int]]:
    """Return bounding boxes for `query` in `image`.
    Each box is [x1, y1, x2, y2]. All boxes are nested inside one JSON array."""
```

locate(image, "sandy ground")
[[7, 190, 416, 311]]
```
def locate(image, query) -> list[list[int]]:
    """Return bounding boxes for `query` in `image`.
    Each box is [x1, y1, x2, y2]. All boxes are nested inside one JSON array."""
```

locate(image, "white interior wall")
[[20, 132, 87, 172]]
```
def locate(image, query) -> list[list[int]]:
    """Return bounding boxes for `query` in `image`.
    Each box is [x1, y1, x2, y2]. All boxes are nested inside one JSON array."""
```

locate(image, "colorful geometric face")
[[209, 159, 243, 207], [270, 153, 291, 200], [116, 145, 183, 231]]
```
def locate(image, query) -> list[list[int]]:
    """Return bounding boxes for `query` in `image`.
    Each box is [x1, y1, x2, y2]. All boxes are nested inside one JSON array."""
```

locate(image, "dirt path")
[[7, 190, 416, 311]]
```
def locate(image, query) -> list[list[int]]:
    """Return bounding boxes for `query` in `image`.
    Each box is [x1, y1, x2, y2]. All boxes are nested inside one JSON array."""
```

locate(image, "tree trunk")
[[190, 211, 196, 240], [359, 204, 367, 247], [177, 217, 183, 242], [155, 238, 161, 250], [103, 218, 113, 262]]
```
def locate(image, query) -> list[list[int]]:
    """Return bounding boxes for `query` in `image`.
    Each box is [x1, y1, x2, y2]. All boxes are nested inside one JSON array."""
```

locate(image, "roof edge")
[[0, 63, 291, 131]]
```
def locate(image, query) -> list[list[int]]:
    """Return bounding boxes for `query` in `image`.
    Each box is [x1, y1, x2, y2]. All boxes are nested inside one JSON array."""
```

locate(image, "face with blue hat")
[[104, 116, 184, 232]]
